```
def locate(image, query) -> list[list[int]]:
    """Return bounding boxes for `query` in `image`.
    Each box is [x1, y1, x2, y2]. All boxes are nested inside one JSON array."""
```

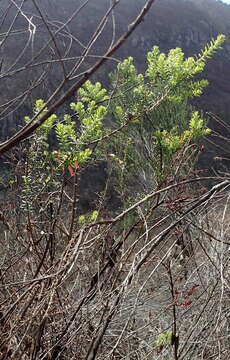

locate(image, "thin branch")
[[0, 0, 157, 156]]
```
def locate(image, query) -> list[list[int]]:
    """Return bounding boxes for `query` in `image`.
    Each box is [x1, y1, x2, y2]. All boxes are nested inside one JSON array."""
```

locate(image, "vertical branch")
[[168, 261, 179, 360], [68, 171, 78, 241]]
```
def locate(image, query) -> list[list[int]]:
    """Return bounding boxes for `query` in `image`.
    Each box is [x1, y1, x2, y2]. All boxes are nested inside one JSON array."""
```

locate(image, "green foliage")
[[155, 111, 211, 156], [155, 331, 173, 347], [77, 80, 109, 103], [189, 111, 212, 138], [107, 35, 224, 195], [55, 116, 76, 153], [146, 34, 225, 102], [24, 99, 57, 138], [26, 81, 108, 169], [198, 34, 225, 60], [154, 331, 173, 359], [17, 35, 224, 214], [19, 81, 109, 212], [90, 210, 99, 221], [78, 210, 98, 224], [21, 100, 58, 207], [54, 81, 108, 168], [79, 215, 86, 224]]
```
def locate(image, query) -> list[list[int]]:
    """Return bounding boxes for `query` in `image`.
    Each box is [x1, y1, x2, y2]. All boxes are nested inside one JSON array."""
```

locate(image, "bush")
[[0, 35, 229, 360]]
